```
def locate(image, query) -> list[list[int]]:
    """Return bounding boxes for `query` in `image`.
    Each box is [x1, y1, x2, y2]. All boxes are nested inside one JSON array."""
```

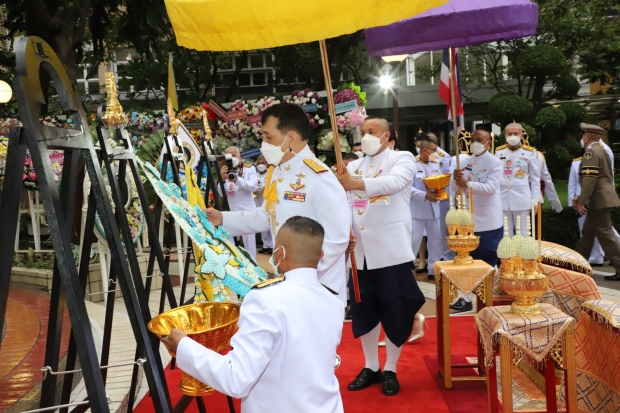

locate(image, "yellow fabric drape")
[[163, 0, 448, 51]]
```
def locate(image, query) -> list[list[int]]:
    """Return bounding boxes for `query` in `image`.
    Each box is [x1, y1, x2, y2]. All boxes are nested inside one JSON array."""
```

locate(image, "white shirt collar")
[[283, 267, 319, 282], [367, 147, 391, 163], [280, 144, 312, 169]]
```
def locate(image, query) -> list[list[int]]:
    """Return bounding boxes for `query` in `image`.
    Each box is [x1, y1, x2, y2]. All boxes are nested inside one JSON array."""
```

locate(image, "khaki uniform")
[[575, 142, 620, 273]]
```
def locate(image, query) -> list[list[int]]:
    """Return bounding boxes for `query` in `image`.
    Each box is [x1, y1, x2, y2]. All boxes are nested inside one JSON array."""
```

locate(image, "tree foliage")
[[488, 94, 534, 126], [536, 106, 567, 130]]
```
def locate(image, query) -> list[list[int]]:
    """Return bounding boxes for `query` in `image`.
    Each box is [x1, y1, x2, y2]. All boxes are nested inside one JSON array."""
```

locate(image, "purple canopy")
[[365, 0, 538, 57]]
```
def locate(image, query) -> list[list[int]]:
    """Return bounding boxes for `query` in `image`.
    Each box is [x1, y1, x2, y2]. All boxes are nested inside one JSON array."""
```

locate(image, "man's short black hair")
[[281, 216, 325, 241], [343, 153, 359, 161], [261, 103, 311, 141], [352, 142, 362, 148]]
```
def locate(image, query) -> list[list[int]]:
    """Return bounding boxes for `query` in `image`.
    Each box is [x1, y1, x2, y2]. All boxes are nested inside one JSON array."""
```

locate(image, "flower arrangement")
[[335, 106, 367, 133], [284, 89, 327, 131], [317, 131, 351, 153], [127, 111, 167, 132], [334, 82, 367, 106], [217, 99, 253, 140], [0, 118, 22, 135], [178, 105, 204, 123], [249, 96, 281, 139]]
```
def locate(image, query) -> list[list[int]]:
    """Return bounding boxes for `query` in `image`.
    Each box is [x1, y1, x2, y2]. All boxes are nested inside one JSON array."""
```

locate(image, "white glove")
[[551, 199, 563, 213]]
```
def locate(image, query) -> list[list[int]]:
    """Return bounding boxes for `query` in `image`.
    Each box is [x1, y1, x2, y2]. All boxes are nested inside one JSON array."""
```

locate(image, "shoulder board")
[[303, 158, 328, 173], [496, 144, 507, 151], [573, 157, 582, 162], [321, 284, 338, 295], [244, 163, 252, 168], [521, 145, 535, 152], [252, 275, 286, 290], [415, 156, 422, 162], [438, 152, 445, 158]]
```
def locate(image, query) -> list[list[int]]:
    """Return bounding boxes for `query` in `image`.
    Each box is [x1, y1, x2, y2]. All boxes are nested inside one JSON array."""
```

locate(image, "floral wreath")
[[139, 159, 267, 299]]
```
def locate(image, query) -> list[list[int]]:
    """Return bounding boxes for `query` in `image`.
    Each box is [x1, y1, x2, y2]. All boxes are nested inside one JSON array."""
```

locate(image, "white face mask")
[[354, 151, 364, 159], [428, 152, 439, 162], [506, 135, 521, 147], [256, 164, 267, 172], [261, 134, 290, 165], [231, 157, 240, 168], [361, 132, 385, 156], [268, 246, 285, 275], [471, 141, 487, 156], [580, 138, 586, 148]]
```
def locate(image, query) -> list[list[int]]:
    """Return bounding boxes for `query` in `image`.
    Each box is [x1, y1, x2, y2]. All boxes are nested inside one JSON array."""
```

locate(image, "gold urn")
[[499, 272, 549, 316], [423, 173, 451, 201], [446, 234, 480, 265], [148, 302, 240, 396]]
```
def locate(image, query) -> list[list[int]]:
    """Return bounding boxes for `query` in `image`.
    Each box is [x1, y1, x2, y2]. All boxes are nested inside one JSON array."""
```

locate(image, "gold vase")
[[423, 174, 451, 201], [446, 235, 480, 265], [498, 275, 549, 316], [148, 302, 240, 396]]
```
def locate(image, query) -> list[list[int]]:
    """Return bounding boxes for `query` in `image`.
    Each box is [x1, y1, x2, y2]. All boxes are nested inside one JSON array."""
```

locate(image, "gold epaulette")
[[496, 144, 507, 151], [415, 156, 421, 162], [573, 157, 582, 162], [303, 158, 328, 173], [438, 152, 445, 158], [252, 275, 286, 290], [522, 145, 535, 152], [244, 163, 252, 168]]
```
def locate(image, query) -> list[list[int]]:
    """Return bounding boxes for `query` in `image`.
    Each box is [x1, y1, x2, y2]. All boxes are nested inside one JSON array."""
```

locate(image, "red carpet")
[[135, 316, 487, 412]]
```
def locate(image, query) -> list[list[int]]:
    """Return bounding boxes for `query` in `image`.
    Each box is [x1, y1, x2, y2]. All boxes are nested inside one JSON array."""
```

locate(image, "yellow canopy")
[[164, 0, 448, 51]]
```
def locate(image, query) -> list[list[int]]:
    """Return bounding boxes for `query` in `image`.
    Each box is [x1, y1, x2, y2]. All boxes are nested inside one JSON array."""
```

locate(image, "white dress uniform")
[[569, 155, 620, 264], [221, 145, 350, 306], [436, 147, 453, 260], [176, 268, 345, 413], [347, 149, 415, 269], [346, 148, 425, 346], [224, 165, 259, 258], [533, 151, 563, 212], [254, 170, 272, 250], [495, 144, 541, 236], [410, 156, 443, 277]]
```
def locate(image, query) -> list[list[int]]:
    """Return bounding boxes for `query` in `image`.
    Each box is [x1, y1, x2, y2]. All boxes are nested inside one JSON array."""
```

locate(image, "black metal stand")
[[0, 37, 172, 412]]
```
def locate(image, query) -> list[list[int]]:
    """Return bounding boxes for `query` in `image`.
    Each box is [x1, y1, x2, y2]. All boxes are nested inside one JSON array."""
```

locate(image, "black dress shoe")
[[591, 263, 605, 267], [415, 266, 428, 274], [450, 298, 473, 312], [427, 274, 435, 280], [348, 368, 382, 391], [344, 306, 353, 321], [382, 371, 400, 396], [258, 248, 269, 254], [603, 273, 620, 281]]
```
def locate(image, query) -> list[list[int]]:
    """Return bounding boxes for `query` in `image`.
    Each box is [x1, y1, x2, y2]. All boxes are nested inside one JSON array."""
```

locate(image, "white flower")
[[311, 98, 317, 104], [318, 119, 324, 125], [314, 115, 319, 120], [307, 92, 313, 97]]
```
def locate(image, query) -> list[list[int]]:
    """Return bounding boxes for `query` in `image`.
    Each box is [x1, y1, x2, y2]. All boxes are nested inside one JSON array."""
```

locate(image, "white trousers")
[[504, 210, 530, 237], [439, 204, 454, 260], [412, 217, 442, 275], [577, 214, 620, 264]]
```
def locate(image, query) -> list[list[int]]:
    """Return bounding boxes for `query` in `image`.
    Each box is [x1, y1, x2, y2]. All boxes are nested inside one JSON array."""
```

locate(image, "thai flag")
[[439, 48, 464, 134]]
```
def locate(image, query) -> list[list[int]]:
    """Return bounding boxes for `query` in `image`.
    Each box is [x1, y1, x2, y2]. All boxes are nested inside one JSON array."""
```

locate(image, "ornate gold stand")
[[498, 275, 550, 316], [435, 260, 495, 389]]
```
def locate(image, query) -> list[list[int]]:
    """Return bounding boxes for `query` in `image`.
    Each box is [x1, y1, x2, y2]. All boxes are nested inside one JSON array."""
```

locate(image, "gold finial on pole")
[[202, 110, 212, 141], [167, 98, 179, 136], [101, 72, 127, 128]]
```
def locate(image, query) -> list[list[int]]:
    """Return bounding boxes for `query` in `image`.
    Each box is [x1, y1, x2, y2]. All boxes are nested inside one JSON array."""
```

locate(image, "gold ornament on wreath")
[[445, 187, 479, 265], [497, 201, 549, 316]]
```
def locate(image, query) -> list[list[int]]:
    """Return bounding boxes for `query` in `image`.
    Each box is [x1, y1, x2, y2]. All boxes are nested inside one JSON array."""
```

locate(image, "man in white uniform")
[[254, 155, 272, 254], [427, 132, 453, 261], [223, 146, 258, 258], [161, 216, 344, 413], [450, 130, 504, 312], [204, 103, 350, 305], [337, 117, 425, 396], [533, 150, 563, 213], [410, 139, 443, 281], [495, 123, 542, 236]]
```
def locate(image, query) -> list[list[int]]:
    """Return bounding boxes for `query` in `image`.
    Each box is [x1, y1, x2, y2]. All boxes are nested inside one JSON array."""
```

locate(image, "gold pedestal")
[[446, 235, 480, 265], [498, 275, 549, 316], [148, 302, 240, 396], [424, 174, 451, 201]]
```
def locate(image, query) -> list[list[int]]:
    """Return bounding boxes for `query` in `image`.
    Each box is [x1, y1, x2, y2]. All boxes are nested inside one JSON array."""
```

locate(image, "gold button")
[[358, 209, 365, 215], [360, 226, 364, 230], [508, 186, 511, 190]]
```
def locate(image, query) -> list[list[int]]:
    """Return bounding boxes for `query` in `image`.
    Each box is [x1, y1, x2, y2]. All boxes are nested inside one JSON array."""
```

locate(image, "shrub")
[[557, 138, 583, 158], [541, 208, 580, 248], [545, 144, 572, 173], [536, 106, 567, 130], [559, 102, 587, 134], [488, 94, 534, 126], [515, 45, 570, 79], [553, 76, 581, 100]]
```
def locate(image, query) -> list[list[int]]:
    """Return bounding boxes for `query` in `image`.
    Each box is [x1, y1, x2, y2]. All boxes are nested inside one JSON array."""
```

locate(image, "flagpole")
[[319, 39, 361, 303], [448, 47, 461, 170]]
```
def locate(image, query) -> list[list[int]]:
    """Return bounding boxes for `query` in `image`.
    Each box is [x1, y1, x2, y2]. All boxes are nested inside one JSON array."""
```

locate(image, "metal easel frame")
[[0, 36, 172, 413]]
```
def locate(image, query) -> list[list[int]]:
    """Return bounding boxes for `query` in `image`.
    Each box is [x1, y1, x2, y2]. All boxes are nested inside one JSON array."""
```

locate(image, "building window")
[[76, 64, 100, 95]]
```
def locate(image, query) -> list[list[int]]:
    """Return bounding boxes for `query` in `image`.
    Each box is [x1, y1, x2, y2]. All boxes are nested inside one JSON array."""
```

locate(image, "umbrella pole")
[[319, 39, 361, 304], [448, 47, 461, 171]]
